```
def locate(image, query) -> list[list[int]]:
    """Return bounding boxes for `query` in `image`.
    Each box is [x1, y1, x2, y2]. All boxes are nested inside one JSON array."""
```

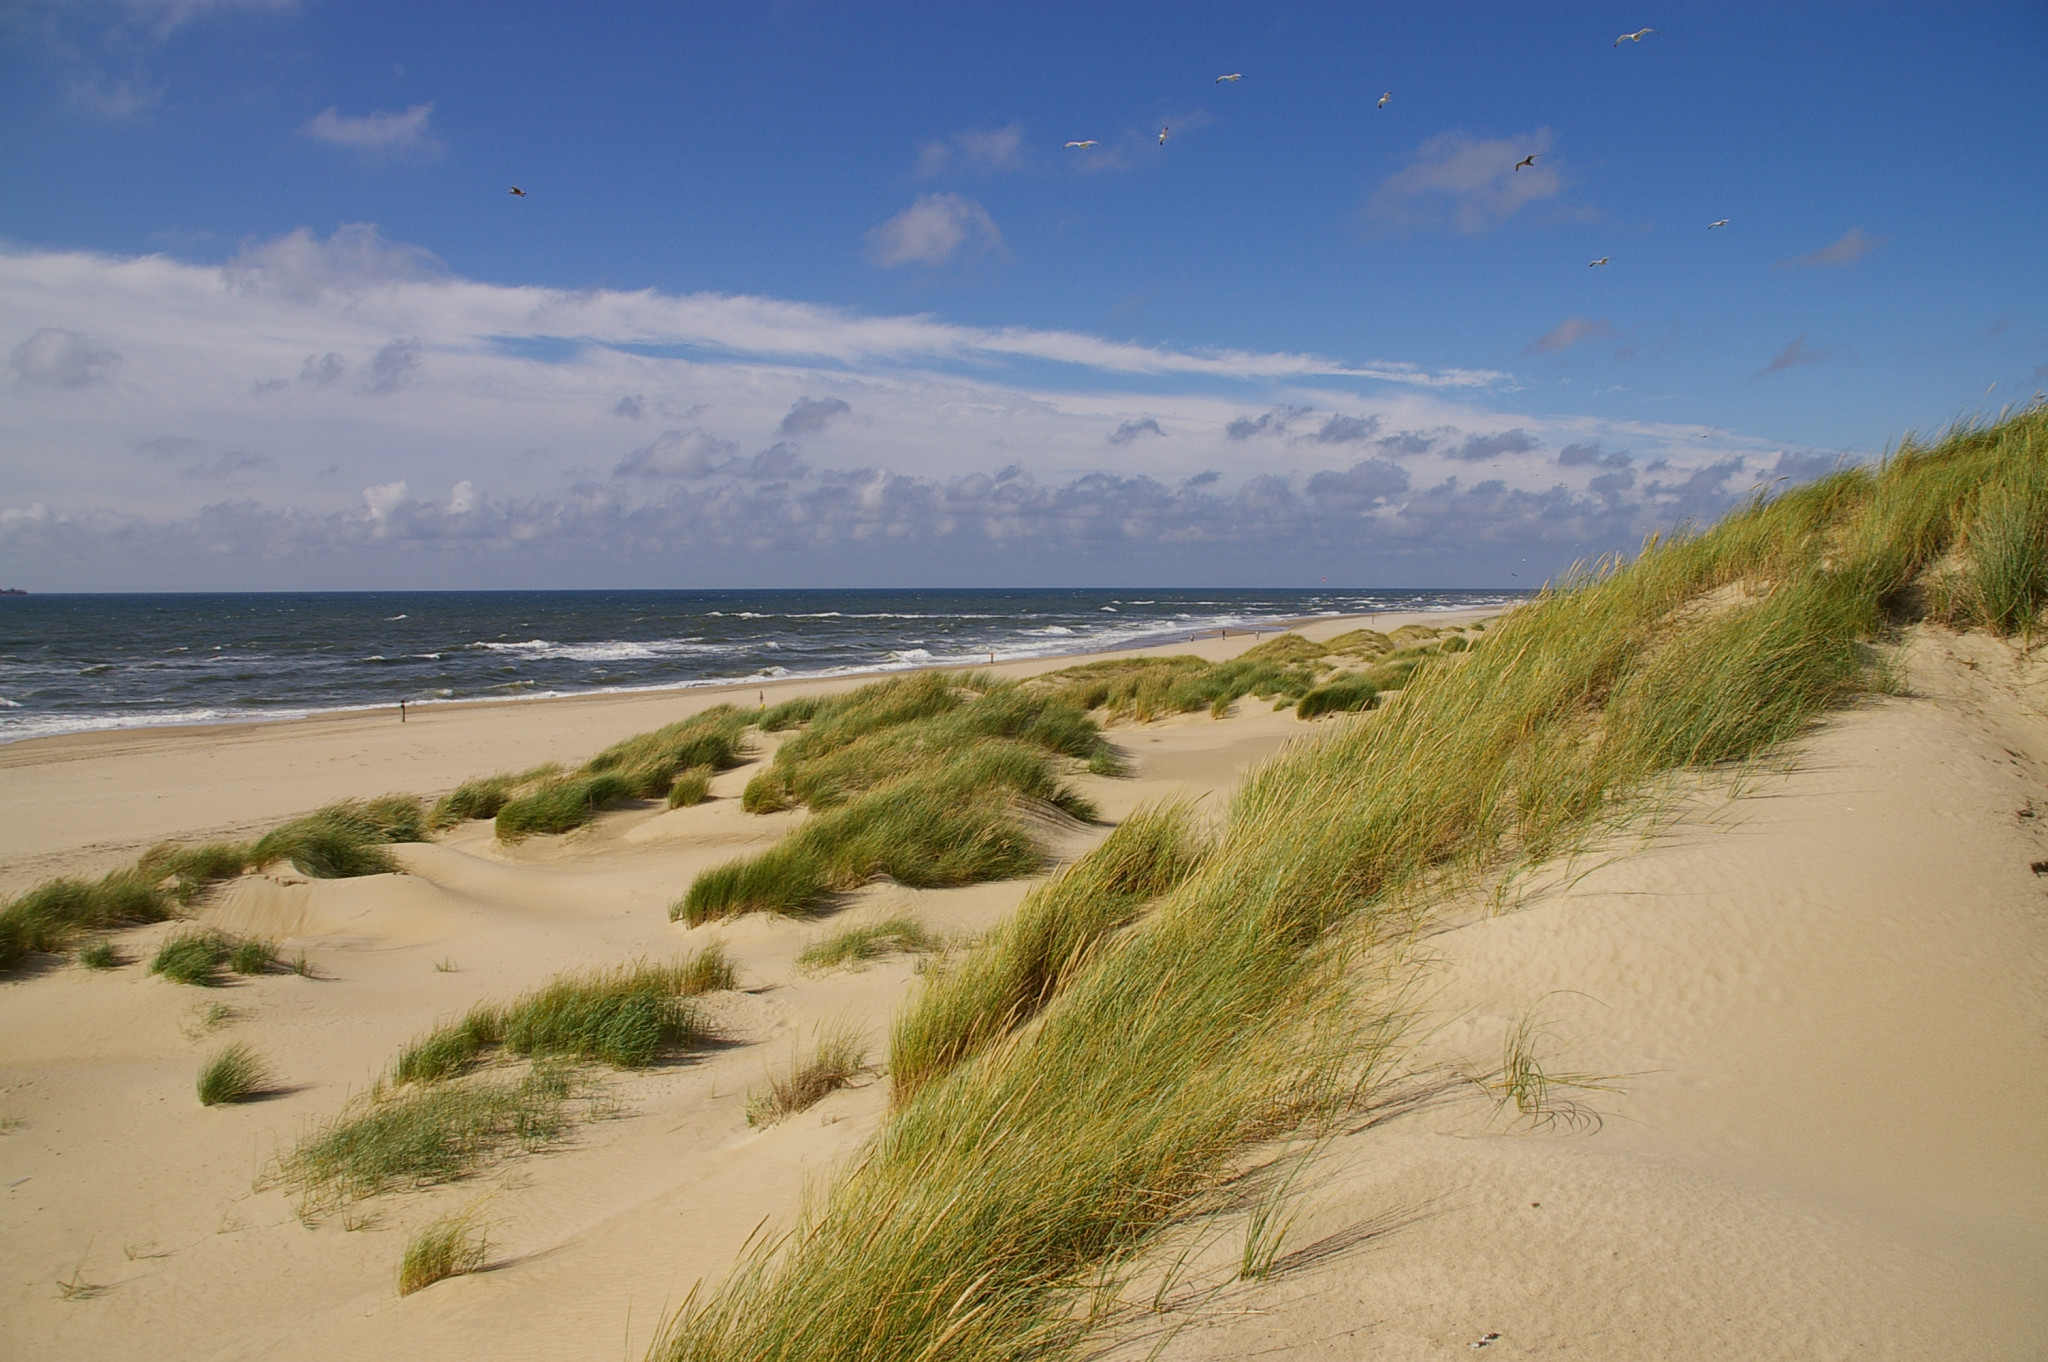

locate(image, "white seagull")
[[1159, 126, 1170, 145], [1064, 140, 1099, 149], [1514, 154, 1537, 172], [1215, 72, 1243, 83], [1589, 256, 1611, 267], [1377, 91, 1392, 108], [1708, 218, 1731, 229], [1614, 27, 1655, 46]]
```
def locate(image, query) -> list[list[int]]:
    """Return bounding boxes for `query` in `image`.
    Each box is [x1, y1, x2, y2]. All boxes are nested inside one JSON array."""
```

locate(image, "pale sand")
[[1100, 627, 2048, 1360], [13, 610, 2038, 1361], [0, 611, 1465, 1362]]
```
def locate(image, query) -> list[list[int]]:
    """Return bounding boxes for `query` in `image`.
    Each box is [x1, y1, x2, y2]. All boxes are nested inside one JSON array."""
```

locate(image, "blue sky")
[[2, 1, 2044, 590]]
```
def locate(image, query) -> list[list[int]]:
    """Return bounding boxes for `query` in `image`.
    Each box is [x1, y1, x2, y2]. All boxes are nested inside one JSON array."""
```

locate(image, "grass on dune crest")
[[679, 675, 1111, 923], [252, 795, 428, 877], [657, 406, 2048, 1362], [888, 801, 1210, 1106], [196, 1041, 272, 1106], [392, 946, 737, 1084], [494, 708, 749, 840]]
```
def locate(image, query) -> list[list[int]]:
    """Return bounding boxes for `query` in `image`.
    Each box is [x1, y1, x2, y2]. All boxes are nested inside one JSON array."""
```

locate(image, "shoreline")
[[0, 601, 1517, 752], [0, 606, 1501, 891]]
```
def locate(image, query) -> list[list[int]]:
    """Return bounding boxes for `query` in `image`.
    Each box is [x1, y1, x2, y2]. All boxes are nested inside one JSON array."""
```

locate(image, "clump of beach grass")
[[684, 675, 1110, 922], [657, 407, 2048, 1362], [249, 796, 427, 878], [229, 936, 280, 975], [889, 801, 1209, 1105], [76, 938, 121, 970], [745, 1026, 867, 1126], [397, 1204, 491, 1295], [391, 946, 736, 1084], [280, 1062, 580, 1208], [150, 929, 236, 986], [492, 708, 750, 840], [667, 768, 713, 808], [196, 1041, 272, 1106], [0, 870, 179, 972], [796, 916, 937, 973], [1294, 675, 1379, 719], [428, 766, 558, 830]]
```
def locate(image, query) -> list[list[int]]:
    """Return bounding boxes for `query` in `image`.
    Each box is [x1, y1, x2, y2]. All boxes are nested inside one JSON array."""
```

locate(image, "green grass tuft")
[[392, 947, 735, 1084], [250, 797, 426, 878], [229, 936, 280, 976], [1, 870, 178, 972], [76, 938, 121, 970], [397, 1205, 491, 1295], [667, 768, 713, 808], [280, 1064, 580, 1208], [1294, 675, 1379, 720], [797, 915, 937, 972], [196, 1041, 271, 1105], [150, 929, 235, 986]]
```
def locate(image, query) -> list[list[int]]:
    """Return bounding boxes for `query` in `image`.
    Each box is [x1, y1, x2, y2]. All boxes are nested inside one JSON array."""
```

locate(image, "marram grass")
[[397, 1204, 491, 1295], [196, 1041, 271, 1106], [658, 406, 2048, 1362]]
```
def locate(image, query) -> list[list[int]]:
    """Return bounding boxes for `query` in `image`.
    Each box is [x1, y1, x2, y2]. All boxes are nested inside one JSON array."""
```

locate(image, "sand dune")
[[6, 609, 2039, 1360]]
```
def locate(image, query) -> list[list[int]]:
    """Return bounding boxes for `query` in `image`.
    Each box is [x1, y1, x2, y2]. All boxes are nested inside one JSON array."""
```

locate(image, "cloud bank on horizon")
[[0, 225, 1830, 589]]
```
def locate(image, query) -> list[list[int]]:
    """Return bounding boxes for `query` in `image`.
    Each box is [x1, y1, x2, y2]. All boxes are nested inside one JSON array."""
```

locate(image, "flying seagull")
[[1589, 256, 1611, 267], [1614, 27, 1655, 45], [1515, 154, 1538, 172], [1215, 72, 1243, 83], [508, 185, 527, 196], [1159, 126, 1170, 145], [1708, 218, 1730, 229], [1063, 140, 1099, 149], [1377, 91, 1392, 108]]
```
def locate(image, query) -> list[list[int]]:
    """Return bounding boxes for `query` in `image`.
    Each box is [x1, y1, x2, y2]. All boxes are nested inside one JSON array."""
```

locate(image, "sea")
[[0, 588, 1526, 745]]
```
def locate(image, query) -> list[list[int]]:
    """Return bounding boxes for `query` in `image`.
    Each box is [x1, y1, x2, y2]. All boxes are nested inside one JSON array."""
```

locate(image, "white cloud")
[[1756, 334, 1846, 378], [1365, 129, 1565, 234], [302, 103, 443, 159], [11, 328, 120, 387], [917, 123, 1026, 177], [0, 231, 1806, 586], [867, 193, 1005, 268]]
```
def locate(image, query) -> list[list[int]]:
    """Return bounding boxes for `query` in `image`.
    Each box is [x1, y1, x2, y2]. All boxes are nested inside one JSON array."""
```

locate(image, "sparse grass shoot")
[[76, 938, 121, 970], [397, 1204, 491, 1295], [746, 1026, 867, 1126]]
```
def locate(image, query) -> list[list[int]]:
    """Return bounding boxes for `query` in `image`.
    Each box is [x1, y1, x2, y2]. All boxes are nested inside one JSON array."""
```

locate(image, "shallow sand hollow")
[[4, 612, 2040, 1360]]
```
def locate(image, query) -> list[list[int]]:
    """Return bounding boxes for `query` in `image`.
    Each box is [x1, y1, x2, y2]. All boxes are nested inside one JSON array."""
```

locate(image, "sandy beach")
[[3, 607, 2044, 1360]]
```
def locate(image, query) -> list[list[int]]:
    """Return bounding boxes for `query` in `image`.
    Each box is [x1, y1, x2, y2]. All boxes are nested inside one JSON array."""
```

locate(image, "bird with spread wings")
[[1614, 27, 1655, 46]]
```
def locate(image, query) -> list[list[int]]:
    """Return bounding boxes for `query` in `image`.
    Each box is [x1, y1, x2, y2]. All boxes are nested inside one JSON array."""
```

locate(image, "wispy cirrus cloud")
[[1778, 227, 1884, 269], [1756, 334, 1847, 377], [1526, 316, 1615, 355], [1365, 129, 1566, 234], [302, 103, 444, 160]]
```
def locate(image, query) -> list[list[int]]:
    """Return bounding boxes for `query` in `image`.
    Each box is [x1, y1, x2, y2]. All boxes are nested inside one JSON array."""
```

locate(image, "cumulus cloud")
[[1365, 129, 1564, 234], [918, 124, 1026, 177], [1108, 418, 1164, 444], [301, 352, 345, 385], [302, 103, 443, 159], [11, 328, 120, 387], [611, 394, 645, 419], [1311, 414, 1379, 444], [779, 395, 850, 436], [1756, 334, 1845, 378], [1558, 441, 1631, 469], [1448, 429, 1539, 461], [1779, 227, 1884, 269], [1225, 406, 1311, 441], [226, 223, 444, 302], [1526, 316, 1614, 355], [867, 193, 1004, 268]]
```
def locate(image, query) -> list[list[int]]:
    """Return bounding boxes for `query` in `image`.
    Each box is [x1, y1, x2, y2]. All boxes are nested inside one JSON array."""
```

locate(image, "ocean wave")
[[474, 637, 732, 663]]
